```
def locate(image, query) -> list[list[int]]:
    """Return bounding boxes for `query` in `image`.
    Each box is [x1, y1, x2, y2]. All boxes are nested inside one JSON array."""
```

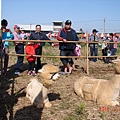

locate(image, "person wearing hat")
[[14, 25, 25, 75], [57, 20, 80, 74], [89, 29, 99, 62]]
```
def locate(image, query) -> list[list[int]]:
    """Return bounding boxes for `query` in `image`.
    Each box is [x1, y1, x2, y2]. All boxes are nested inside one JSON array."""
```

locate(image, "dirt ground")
[[0, 45, 120, 120]]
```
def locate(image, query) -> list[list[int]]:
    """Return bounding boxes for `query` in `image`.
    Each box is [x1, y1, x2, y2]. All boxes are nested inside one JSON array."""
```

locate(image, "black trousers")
[[102, 48, 107, 62], [60, 50, 74, 66], [3, 47, 9, 73], [28, 61, 35, 71], [36, 47, 42, 70]]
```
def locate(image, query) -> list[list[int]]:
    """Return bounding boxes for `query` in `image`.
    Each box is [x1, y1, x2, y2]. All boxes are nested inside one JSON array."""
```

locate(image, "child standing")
[[101, 39, 107, 63], [25, 42, 37, 76]]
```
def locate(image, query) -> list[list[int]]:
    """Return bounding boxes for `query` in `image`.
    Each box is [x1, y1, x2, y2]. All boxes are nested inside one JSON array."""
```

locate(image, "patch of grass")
[[9, 42, 15, 49], [14, 79, 18, 84], [75, 103, 85, 115], [63, 118, 67, 120], [69, 115, 76, 120], [99, 112, 105, 120], [110, 63, 115, 68], [44, 43, 51, 47], [50, 110, 55, 114], [42, 50, 59, 62], [58, 103, 65, 109]]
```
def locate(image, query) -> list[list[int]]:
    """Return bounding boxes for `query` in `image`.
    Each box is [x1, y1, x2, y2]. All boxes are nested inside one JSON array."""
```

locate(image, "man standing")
[[29, 25, 53, 71], [89, 29, 99, 62], [57, 20, 79, 74], [14, 25, 25, 75]]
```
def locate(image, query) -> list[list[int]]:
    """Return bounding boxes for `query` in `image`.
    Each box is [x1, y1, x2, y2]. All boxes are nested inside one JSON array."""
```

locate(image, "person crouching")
[[25, 42, 37, 76]]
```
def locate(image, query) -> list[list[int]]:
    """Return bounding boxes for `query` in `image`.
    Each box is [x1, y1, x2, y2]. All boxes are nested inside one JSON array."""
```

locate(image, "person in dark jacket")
[[89, 29, 99, 62], [105, 33, 114, 63], [29, 25, 53, 71], [57, 20, 80, 74]]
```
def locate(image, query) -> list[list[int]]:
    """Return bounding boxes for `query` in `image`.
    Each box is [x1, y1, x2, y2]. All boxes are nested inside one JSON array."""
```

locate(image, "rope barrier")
[[1, 38, 120, 75], [3, 39, 120, 44], [7, 53, 118, 58]]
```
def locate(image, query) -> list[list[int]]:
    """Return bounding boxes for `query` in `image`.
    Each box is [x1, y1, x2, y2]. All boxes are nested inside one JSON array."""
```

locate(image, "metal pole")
[[30, 23, 31, 33], [104, 18, 106, 33]]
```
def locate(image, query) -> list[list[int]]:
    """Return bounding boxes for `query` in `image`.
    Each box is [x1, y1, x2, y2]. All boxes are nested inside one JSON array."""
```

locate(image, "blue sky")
[[1, 0, 120, 33]]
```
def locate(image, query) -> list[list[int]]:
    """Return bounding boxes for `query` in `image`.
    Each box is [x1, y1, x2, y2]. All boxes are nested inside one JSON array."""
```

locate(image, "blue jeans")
[[111, 48, 117, 55], [15, 44, 24, 72], [90, 47, 98, 62]]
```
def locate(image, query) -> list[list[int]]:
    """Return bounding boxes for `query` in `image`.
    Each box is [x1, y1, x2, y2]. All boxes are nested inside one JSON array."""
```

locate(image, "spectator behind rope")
[[25, 41, 38, 76], [89, 29, 99, 62], [57, 20, 80, 74], [112, 33, 118, 55], [29, 24, 54, 72], [14, 25, 25, 75], [2, 27, 13, 75]]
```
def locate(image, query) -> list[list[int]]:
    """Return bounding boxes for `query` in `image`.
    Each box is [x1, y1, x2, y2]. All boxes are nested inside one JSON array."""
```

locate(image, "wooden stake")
[[86, 31, 89, 75], [84, 40, 87, 73]]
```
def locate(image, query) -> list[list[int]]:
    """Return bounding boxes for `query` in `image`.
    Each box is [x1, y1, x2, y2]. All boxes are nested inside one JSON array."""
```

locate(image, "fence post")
[[84, 40, 87, 72], [86, 31, 89, 75]]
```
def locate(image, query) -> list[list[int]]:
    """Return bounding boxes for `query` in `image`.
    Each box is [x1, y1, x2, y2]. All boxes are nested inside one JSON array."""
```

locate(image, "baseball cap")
[[113, 32, 116, 36], [65, 20, 72, 25], [14, 25, 20, 29], [92, 29, 98, 33]]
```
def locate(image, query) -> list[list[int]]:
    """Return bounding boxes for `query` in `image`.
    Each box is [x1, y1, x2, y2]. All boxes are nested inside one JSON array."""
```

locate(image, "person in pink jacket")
[[14, 25, 25, 75], [112, 33, 118, 55]]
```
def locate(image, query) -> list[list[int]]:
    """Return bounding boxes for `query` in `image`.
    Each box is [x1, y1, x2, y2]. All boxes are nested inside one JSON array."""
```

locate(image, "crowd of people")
[[89, 29, 119, 63], [1, 19, 119, 76]]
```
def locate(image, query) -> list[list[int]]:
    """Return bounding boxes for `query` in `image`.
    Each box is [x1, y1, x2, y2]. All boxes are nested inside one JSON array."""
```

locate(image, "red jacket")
[[25, 44, 36, 62]]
